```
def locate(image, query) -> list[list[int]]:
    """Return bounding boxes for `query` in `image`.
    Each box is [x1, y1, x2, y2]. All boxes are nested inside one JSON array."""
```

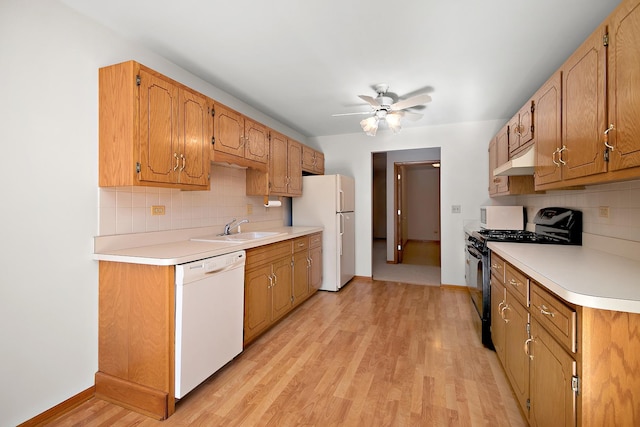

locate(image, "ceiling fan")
[[332, 84, 432, 136]]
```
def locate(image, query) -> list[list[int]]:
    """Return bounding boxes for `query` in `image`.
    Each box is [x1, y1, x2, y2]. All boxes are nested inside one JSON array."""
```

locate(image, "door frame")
[[393, 160, 441, 264]]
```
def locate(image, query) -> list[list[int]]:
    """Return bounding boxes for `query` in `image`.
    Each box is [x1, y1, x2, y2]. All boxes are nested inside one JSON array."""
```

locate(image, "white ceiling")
[[61, 0, 620, 138]]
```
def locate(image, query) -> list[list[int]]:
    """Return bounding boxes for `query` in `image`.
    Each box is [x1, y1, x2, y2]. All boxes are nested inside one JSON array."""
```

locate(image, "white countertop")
[[93, 226, 323, 266], [488, 241, 640, 314]]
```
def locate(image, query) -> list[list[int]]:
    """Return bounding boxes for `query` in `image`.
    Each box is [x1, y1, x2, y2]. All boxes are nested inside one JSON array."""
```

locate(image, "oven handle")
[[466, 245, 483, 259]]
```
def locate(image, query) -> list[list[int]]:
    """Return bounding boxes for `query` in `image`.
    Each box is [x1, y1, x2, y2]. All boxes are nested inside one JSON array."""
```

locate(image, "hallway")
[[371, 239, 441, 285]]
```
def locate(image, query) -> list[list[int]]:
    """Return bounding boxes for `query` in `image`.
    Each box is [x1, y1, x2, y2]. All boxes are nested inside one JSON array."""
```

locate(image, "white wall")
[[309, 119, 503, 286], [0, 1, 299, 424]]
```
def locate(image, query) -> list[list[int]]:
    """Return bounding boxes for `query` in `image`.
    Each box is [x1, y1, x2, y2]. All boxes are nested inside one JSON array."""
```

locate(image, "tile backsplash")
[[99, 164, 286, 235], [516, 179, 640, 242]]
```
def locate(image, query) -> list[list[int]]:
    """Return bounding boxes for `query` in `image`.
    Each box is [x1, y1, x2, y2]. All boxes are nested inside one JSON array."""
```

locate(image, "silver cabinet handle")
[[267, 274, 273, 289], [173, 153, 180, 171], [272, 273, 277, 286], [509, 278, 520, 287], [604, 123, 615, 151], [540, 304, 555, 317], [552, 148, 560, 167], [501, 305, 510, 323], [558, 145, 567, 165], [524, 338, 534, 360], [180, 154, 186, 171]]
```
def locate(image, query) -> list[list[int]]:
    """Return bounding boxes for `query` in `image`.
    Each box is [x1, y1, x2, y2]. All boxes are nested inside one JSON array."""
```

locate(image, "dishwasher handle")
[[204, 261, 244, 275]]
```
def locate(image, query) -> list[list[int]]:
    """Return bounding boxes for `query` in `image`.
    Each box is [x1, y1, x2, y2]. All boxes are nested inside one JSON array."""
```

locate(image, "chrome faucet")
[[223, 218, 249, 235]]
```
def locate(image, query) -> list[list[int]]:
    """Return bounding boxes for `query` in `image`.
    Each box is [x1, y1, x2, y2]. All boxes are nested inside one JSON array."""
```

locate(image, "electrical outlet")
[[151, 205, 165, 216], [598, 206, 610, 218], [247, 203, 253, 215], [451, 205, 461, 214]]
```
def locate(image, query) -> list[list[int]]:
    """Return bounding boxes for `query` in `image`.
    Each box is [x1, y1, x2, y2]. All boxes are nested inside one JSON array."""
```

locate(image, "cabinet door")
[[534, 71, 563, 186], [178, 89, 211, 186], [287, 140, 303, 196], [214, 104, 244, 158], [562, 26, 607, 180], [138, 69, 179, 184], [530, 320, 577, 427], [607, 0, 640, 171], [504, 296, 530, 417], [314, 152, 325, 174], [495, 127, 509, 193], [302, 145, 316, 171], [491, 278, 506, 365], [508, 115, 521, 154], [518, 101, 534, 148], [271, 257, 292, 321], [309, 245, 322, 292], [244, 118, 269, 164], [292, 251, 309, 305], [244, 265, 272, 343], [269, 131, 289, 194]]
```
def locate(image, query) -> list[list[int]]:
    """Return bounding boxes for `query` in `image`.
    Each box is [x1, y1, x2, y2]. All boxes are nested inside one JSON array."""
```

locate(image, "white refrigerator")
[[293, 174, 355, 291]]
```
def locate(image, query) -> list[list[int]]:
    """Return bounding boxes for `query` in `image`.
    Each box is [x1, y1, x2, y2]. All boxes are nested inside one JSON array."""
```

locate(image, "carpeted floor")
[[372, 239, 441, 286]]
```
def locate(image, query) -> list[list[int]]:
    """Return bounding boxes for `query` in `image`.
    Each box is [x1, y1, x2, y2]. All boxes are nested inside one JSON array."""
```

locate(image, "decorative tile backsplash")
[[99, 164, 286, 235], [516, 179, 640, 242]]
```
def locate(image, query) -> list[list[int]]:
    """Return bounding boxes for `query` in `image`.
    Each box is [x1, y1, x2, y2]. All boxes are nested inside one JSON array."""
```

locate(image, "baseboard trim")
[[17, 386, 95, 427]]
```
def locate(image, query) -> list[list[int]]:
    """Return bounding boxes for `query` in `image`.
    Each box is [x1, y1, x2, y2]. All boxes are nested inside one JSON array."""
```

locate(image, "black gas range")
[[471, 207, 582, 253], [466, 207, 582, 349]]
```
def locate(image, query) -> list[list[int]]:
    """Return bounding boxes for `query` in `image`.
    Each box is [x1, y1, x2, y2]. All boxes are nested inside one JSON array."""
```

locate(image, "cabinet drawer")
[[293, 237, 309, 253], [490, 253, 506, 284], [505, 264, 528, 307], [309, 232, 322, 248], [530, 282, 577, 353], [246, 241, 292, 270]]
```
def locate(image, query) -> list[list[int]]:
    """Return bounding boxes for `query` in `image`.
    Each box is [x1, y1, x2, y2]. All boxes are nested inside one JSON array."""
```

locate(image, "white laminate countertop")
[[488, 241, 640, 314], [93, 226, 323, 266]]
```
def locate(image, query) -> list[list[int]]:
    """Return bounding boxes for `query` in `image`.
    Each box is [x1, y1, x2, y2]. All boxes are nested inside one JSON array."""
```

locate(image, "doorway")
[[372, 150, 441, 285]]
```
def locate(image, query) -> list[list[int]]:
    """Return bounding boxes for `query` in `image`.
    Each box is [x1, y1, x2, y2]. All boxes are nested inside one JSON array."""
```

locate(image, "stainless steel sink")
[[191, 231, 286, 243]]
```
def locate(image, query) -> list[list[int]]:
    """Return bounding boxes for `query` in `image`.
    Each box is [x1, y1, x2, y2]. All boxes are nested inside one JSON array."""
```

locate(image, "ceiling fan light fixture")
[[360, 116, 379, 136], [386, 112, 403, 134]]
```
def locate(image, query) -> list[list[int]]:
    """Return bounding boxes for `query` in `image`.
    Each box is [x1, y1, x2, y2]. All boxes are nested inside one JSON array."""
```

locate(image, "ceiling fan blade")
[[358, 95, 380, 108], [391, 93, 432, 111], [402, 111, 423, 121], [332, 111, 373, 117]]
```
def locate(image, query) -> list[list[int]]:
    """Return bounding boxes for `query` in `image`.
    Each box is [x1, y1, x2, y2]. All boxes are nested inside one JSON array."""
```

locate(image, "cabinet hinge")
[[526, 322, 531, 335], [603, 33, 609, 46], [530, 124, 534, 134], [604, 148, 610, 162], [571, 375, 580, 395], [531, 102, 535, 113], [136, 162, 141, 173], [135, 75, 141, 86], [291, 296, 295, 303], [211, 136, 215, 146], [526, 399, 530, 411], [211, 107, 215, 117]]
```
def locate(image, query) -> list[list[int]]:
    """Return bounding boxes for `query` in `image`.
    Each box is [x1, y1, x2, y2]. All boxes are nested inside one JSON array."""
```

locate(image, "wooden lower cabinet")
[[529, 319, 576, 427], [491, 255, 640, 426], [244, 234, 322, 346]]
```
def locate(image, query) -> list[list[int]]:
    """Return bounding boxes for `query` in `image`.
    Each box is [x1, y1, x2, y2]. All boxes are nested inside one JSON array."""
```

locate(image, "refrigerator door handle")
[[339, 189, 344, 213], [339, 213, 344, 256]]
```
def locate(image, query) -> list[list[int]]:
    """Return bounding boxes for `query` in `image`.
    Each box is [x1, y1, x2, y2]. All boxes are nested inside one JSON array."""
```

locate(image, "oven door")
[[466, 244, 484, 318]]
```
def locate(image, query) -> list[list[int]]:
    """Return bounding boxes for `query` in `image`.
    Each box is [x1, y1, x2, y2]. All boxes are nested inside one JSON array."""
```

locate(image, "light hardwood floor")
[[48, 279, 525, 426]]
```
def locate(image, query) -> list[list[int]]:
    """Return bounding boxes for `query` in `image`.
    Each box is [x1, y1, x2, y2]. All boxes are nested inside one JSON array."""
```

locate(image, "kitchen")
[[2, 0, 639, 426]]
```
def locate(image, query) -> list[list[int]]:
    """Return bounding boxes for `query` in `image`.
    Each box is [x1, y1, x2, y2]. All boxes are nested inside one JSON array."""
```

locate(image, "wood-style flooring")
[[48, 279, 525, 426]]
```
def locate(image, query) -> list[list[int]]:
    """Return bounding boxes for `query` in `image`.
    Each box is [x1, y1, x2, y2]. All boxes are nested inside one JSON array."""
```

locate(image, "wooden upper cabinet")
[[213, 104, 244, 158], [534, 71, 563, 187], [302, 145, 325, 175], [489, 126, 509, 196], [607, 0, 640, 172], [562, 25, 608, 181], [212, 104, 269, 169], [269, 131, 289, 194], [508, 101, 534, 156], [287, 139, 302, 196], [244, 118, 269, 164], [99, 61, 210, 190]]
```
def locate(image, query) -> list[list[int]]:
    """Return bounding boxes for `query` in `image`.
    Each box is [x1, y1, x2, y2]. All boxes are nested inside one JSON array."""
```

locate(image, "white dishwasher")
[[174, 250, 246, 399]]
